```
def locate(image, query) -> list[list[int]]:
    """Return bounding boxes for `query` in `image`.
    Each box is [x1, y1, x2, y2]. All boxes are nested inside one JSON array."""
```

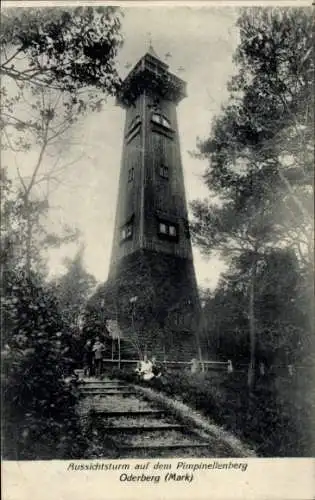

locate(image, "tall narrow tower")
[[106, 47, 200, 359]]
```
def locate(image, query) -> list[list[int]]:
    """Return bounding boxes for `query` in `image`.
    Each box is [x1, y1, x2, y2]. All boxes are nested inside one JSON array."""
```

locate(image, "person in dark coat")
[[92, 337, 106, 377], [83, 340, 93, 377], [151, 356, 163, 378]]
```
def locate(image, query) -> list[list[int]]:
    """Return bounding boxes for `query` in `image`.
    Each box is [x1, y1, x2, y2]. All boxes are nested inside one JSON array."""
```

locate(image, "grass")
[[108, 367, 314, 457]]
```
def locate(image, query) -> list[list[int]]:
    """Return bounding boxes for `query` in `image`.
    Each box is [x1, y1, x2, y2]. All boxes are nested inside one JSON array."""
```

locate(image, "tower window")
[[151, 113, 171, 130], [157, 219, 179, 241], [169, 225, 177, 237], [128, 167, 134, 182], [159, 222, 167, 234], [159, 165, 169, 179], [121, 219, 133, 242]]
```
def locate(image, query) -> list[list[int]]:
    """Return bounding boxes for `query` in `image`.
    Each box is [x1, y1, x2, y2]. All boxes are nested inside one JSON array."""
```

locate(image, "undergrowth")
[[107, 367, 314, 457]]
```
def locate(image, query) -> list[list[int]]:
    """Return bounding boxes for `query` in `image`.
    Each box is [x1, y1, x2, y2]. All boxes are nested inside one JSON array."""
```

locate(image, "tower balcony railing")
[[117, 59, 187, 107]]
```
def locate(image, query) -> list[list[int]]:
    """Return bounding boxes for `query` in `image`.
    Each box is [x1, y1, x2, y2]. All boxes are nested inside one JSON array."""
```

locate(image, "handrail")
[[102, 359, 229, 365]]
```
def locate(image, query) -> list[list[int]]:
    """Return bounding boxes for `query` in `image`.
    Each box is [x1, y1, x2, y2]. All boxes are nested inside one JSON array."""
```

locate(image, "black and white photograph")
[[1, 0, 314, 478]]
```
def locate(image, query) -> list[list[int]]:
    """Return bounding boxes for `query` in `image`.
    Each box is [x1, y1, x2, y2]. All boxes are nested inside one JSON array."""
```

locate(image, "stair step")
[[81, 389, 137, 396], [78, 396, 151, 413], [80, 380, 126, 384], [79, 380, 130, 387], [96, 415, 176, 427], [79, 385, 129, 390], [90, 410, 167, 417], [118, 443, 212, 450], [79, 385, 135, 392], [96, 424, 183, 432], [113, 428, 208, 447], [80, 385, 131, 390]]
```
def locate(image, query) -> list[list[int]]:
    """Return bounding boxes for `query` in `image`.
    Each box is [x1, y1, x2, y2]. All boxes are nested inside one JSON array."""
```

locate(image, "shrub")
[[2, 271, 87, 459]]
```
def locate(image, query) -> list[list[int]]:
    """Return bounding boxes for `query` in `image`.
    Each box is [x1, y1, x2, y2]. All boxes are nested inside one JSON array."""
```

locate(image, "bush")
[[2, 271, 87, 459]]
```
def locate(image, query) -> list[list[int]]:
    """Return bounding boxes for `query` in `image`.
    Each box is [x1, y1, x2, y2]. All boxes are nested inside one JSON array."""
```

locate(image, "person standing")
[[92, 337, 105, 377], [83, 340, 93, 377], [151, 356, 163, 378], [190, 358, 199, 374]]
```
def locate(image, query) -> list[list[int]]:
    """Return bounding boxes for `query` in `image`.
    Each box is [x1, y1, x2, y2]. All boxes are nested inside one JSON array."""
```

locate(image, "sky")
[[8, 6, 241, 289]]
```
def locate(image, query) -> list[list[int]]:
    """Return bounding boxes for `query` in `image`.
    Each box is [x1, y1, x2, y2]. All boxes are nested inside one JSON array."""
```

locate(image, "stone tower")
[[106, 47, 201, 360]]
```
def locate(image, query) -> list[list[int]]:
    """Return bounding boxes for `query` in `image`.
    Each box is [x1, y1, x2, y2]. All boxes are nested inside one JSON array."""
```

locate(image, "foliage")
[[1, 7, 123, 276], [1, 6, 123, 106], [1, 6, 125, 459], [1, 168, 79, 277], [2, 269, 87, 459], [192, 7, 313, 265], [51, 245, 97, 328], [49, 246, 97, 367], [201, 248, 310, 366], [191, 7, 314, 389], [1, 6, 123, 158]]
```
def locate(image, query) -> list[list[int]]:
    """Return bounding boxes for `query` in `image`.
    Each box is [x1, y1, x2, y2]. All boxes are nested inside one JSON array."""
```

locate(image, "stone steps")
[[76, 377, 229, 458]]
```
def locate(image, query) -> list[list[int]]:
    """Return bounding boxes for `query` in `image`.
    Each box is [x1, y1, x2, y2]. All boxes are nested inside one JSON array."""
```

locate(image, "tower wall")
[[109, 95, 144, 269], [142, 94, 192, 260]]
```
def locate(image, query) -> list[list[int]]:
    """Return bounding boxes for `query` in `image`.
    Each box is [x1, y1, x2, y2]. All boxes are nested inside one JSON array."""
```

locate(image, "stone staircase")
[[76, 377, 237, 459]]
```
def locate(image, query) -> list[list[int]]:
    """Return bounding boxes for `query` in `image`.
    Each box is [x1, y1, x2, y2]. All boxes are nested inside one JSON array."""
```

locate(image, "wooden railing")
[[101, 358, 232, 372]]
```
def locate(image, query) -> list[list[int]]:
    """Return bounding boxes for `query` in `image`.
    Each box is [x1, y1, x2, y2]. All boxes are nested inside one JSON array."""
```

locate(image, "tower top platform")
[[116, 47, 187, 108]]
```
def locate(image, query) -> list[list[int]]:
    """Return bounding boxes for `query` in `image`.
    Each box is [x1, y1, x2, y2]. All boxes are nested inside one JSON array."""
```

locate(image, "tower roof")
[[143, 44, 169, 70], [116, 44, 186, 107], [147, 43, 160, 60]]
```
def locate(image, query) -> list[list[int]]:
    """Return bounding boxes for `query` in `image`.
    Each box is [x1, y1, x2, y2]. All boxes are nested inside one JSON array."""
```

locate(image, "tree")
[[1, 6, 123, 276], [51, 245, 97, 332], [1, 7, 124, 457], [201, 248, 309, 370], [1, 180, 87, 456], [191, 7, 313, 391], [192, 186, 280, 389], [1, 7, 122, 109], [200, 286, 249, 364]]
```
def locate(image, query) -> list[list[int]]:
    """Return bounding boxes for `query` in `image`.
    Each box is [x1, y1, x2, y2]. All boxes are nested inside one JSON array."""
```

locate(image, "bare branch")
[[1, 47, 24, 68]]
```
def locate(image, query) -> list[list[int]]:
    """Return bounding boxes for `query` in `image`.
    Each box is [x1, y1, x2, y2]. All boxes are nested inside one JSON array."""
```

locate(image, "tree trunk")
[[248, 261, 257, 393], [195, 312, 205, 372], [25, 199, 32, 279]]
